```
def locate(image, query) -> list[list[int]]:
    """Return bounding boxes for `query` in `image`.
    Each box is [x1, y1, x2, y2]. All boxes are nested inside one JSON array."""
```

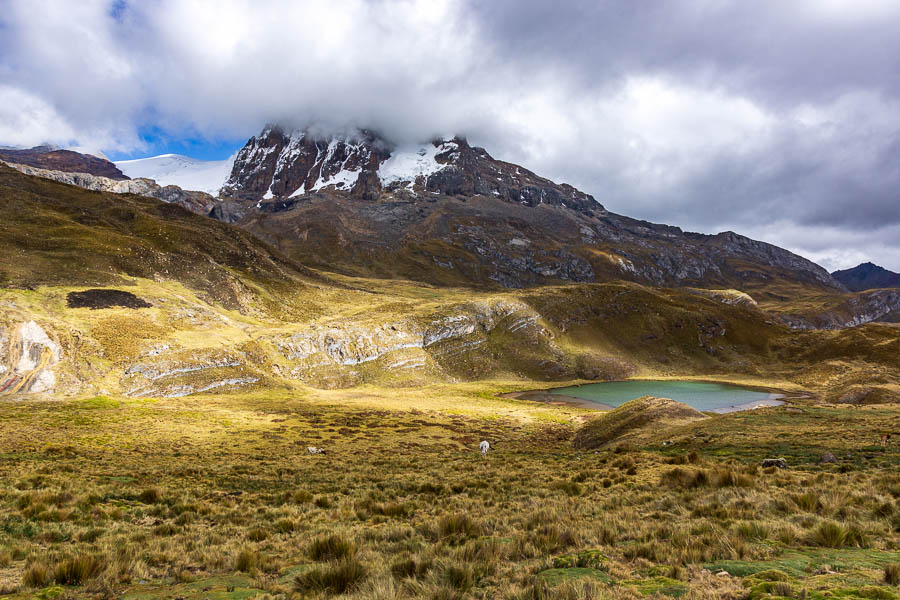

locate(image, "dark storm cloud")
[[0, 0, 898, 270]]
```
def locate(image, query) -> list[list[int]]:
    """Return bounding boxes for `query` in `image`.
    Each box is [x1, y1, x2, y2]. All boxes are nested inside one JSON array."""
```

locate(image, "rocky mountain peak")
[[219, 124, 603, 214]]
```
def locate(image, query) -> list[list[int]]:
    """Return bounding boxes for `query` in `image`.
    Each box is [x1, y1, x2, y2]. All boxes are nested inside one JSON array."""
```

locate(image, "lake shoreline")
[[503, 389, 617, 410], [505, 379, 788, 414]]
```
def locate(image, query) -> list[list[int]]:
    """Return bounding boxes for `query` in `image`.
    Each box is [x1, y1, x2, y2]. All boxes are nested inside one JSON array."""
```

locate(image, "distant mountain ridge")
[[832, 262, 900, 292], [0, 146, 128, 180], [0, 131, 846, 294], [4, 142, 900, 329]]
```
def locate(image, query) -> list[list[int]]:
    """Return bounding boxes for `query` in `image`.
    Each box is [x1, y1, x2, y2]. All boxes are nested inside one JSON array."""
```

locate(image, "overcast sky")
[[1, 0, 899, 271]]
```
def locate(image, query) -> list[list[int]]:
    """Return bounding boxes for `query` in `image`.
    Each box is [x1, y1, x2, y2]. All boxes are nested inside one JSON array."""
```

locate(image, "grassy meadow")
[[0, 386, 898, 600]]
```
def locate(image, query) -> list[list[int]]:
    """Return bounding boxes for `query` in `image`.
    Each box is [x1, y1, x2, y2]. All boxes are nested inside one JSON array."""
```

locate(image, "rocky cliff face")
[[1, 161, 219, 215], [221, 126, 600, 213], [217, 125, 840, 292]]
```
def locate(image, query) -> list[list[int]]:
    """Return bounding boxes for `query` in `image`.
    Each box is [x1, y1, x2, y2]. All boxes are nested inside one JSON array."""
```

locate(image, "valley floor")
[[0, 386, 898, 600]]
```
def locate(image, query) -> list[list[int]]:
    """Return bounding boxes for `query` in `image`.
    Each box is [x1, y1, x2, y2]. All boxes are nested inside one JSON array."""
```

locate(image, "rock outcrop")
[[272, 299, 559, 388], [0, 321, 61, 395], [1, 160, 218, 216], [780, 289, 900, 329]]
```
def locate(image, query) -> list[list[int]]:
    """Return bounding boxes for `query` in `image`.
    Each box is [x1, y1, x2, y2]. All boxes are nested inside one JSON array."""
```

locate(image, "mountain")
[[115, 153, 236, 196], [0, 145, 128, 179], [216, 125, 841, 292], [832, 262, 900, 292]]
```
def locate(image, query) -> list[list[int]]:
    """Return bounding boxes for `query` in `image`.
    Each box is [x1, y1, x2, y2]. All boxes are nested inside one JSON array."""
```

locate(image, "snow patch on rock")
[[378, 141, 456, 186]]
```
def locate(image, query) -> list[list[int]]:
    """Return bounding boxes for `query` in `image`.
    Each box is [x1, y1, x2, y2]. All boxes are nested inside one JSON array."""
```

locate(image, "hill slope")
[[573, 396, 708, 449], [0, 163, 316, 310]]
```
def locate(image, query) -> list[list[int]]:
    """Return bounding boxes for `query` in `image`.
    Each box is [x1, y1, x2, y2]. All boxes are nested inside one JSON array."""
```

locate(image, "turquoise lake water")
[[550, 380, 783, 413]]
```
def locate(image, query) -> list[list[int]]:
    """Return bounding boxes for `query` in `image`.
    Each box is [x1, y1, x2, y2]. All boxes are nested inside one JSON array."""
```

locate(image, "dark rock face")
[[216, 125, 843, 292], [221, 127, 392, 202], [0, 146, 128, 180], [221, 125, 599, 213], [832, 262, 900, 292]]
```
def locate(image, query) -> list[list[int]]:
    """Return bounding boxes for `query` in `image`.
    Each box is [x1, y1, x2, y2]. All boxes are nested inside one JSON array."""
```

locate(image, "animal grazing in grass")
[[307, 446, 325, 455], [881, 434, 892, 447], [480, 440, 490, 456]]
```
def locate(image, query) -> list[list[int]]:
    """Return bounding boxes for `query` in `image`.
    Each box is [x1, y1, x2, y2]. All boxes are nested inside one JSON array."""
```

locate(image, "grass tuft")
[[885, 563, 900, 586], [309, 534, 356, 561], [138, 487, 162, 504], [438, 513, 483, 541], [809, 521, 852, 548], [22, 563, 51, 588], [294, 558, 368, 594], [233, 547, 259, 572], [53, 554, 104, 585]]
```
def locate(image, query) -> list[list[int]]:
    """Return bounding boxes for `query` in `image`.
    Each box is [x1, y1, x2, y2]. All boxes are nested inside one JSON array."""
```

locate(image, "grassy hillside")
[[0, 164, 319, 313]]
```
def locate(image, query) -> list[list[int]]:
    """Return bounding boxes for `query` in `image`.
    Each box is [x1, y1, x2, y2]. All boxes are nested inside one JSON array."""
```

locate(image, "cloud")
[[1, 0, 899, 270]]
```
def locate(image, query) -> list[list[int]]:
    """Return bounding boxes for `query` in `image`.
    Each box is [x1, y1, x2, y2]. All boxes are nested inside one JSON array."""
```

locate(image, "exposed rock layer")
[[1, 161, 219, 215]]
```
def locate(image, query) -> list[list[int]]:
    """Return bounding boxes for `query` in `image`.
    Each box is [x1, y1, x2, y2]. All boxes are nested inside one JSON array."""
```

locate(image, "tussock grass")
[[234, 547, 259, 572], [808, 521, 869, 548], [22, 563, 51, 588], [53, 554, 103, 585], [309, 534, 356, 561], [294, 558, 368, 594], [885, 563, 900, 586], [438, 514, 483, 541]]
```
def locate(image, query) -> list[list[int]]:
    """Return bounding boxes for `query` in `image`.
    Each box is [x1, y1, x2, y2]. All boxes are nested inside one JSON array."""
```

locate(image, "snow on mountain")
[[115, 153, 236, 195], [377, 141, 457, 186]]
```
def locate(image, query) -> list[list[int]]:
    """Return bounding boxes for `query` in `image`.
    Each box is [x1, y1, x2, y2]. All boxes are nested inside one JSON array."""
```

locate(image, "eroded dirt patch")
[[66, 289, 152, 310]]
